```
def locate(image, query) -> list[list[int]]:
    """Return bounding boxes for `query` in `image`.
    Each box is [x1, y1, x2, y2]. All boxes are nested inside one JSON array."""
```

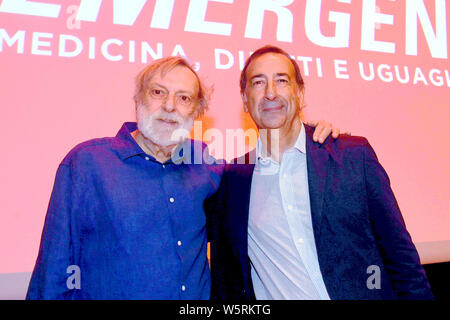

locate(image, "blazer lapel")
[[305, 125, 331, 241]]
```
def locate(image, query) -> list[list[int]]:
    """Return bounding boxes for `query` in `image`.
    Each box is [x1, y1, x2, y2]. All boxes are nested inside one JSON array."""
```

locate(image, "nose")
[[264, 81, 277, 100], [161, 93, 176, 113]]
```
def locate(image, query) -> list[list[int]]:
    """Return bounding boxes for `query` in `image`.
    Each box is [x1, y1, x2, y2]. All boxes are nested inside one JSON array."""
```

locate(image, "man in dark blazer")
[[208, 45, 433, 300]]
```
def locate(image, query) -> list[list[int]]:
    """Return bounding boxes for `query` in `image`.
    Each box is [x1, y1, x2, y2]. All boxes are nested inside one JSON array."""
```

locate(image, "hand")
[[306, 120, 342, 144]]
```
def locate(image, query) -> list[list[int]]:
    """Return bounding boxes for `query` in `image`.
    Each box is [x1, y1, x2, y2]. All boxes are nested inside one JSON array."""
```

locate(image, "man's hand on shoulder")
[[306, 120, 351, 143]]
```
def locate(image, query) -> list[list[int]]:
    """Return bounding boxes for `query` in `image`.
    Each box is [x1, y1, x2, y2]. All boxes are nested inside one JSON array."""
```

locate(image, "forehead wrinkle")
[[252, 53, 294, 71], [170, 65, 200, 89], [148, 83, 168, 90]]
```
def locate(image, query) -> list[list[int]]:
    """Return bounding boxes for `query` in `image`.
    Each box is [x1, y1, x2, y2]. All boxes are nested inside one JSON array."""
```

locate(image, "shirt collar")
[[256, 122, 306, 162], [114, 122, 145, 160], [294, 122, 306, 154]]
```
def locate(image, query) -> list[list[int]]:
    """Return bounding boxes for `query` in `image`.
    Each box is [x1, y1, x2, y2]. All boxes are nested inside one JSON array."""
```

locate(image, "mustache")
[[259, 97, 287, 110], [152, 110, 183, 122], [138, 105, 184, 124], [156, 114, 181, 124]]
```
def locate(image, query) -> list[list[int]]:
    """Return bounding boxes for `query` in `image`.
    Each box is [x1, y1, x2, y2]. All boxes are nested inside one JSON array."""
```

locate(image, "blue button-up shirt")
[[26, 122, 223, 300], [248, 123, 330, 300]]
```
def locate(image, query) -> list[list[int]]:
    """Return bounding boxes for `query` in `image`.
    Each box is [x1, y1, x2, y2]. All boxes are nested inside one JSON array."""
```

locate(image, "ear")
[[241, 93, 248, 112], [192, 100, 202, 120], [297, 87, 305, 110]]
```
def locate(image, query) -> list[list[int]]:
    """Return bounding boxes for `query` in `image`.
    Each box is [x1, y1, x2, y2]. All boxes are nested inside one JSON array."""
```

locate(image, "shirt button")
[[177, 240, 182, 246], [181, 285, 186, 292], [287, 205, 293, 211], [297, 238, 304, 244], [162, 165, 165, 168], [145, 157, 150, 161], [169, 197, 175, 203]]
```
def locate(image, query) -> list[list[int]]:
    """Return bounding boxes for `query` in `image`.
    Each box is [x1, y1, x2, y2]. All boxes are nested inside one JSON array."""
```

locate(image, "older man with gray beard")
[[26, 56, 337, 300]]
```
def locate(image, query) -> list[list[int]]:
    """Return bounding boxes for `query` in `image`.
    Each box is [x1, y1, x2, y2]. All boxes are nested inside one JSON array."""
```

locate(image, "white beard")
[[136, 103, 194, 147]]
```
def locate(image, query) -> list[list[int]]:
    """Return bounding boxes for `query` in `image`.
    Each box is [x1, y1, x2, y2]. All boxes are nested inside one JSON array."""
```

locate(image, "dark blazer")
[[208, 125, 433, 300]]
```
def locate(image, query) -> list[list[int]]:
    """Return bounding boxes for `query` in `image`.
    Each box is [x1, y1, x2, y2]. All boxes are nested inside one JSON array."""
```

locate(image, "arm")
[[363, 142, 433, 299], [205, 188, 225, 300], [26, 164, 76, 300], [204, 158, 225, 243], [205, 168, 231, 301]]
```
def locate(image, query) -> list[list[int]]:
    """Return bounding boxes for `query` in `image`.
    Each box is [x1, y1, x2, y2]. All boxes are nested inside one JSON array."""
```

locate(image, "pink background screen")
[[0, 0, 449, 273]]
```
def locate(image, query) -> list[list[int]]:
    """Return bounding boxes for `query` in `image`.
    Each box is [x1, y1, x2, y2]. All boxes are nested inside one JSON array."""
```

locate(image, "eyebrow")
[[176, 89, 195, 95], [250, 73, 290, 80], [250, 74, 266, 81], [149, 83, 195, 96], [148, 83, 168, 90], [274, 73, 290, 78]]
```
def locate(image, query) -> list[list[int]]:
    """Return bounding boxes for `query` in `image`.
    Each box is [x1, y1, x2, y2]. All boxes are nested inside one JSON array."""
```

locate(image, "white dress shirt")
[[248, 123, 330, 300]]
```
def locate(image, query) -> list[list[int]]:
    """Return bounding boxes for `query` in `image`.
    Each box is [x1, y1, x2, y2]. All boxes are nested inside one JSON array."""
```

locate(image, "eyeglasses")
[[148, 87, 196, 107]]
